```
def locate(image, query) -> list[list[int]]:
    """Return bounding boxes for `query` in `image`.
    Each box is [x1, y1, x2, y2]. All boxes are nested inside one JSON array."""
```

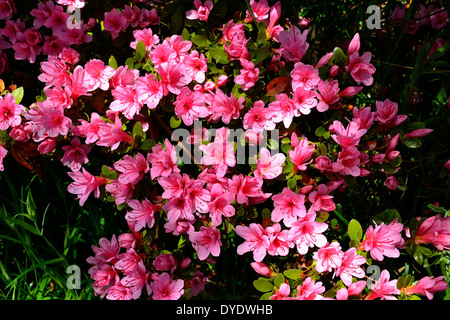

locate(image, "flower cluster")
[[0, 0, 448, 300]]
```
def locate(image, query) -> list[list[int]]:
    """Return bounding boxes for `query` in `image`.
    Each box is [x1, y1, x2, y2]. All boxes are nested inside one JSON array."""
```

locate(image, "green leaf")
[[108, 55, 118, 70], [141, 139, 156, 151], [315, 126, 327, 137], [332, 47, 346, 65], [191, 34, 209, 47], [125, 57, 134, 69], [210, 47, 230, 64], [253, 278, 274, 292], [11, 87, 24, 104], [370, 209, 402, 225], [273, 273, 285, 288], [283, 269, 303, 280], [135, 40, 147, 60], [101, 165, 117, 180], [348, 219, 363, 243], [132, 121, 145, 139], [170, 10, 184, 34], [170, 115, 182, 129], [404, 138, 422, 149]]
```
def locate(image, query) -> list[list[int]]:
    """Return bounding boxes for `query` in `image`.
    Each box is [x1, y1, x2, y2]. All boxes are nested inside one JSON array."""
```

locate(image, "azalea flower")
[[189, 225, 222, 260], [125, 199, 159, 231], [151, 272, 184, 300], [271, 187, 307, 227], [366, 270, 400, 300], [313, 241, 344, 273], [61, 137, 91, 171], [0, 92, 24, 130], [186, 0, 213, 22], [360, 219, 405, 261], [278, 25, 309, 62], [254, 147, 285, 180], [67, 168, 107, 206], [236, 223, 270, 262], [288, 137, 315, 171]]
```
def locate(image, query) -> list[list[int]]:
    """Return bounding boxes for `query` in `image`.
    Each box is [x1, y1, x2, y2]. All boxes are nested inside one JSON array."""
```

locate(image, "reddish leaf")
[[266, 77, 291, 96]]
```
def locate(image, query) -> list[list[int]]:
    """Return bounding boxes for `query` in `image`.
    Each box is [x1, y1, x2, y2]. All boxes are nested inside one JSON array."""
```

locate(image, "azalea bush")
[[0, 0, 449, 300]]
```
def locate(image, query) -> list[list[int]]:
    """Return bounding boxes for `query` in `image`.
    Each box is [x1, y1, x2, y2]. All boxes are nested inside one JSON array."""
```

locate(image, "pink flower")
[[56, 0, 85, 10], [126, 199, 159, 231], [315, 80, 340, 112], [243, 100, 275, 133], [61, 137, 91, 171], [290, 62, 320, 91], [222, 21, 250, 61], [67, 168, 107, 206], [67, 65, 91, 99], [383, 175, 399, 191], [267, 223, 293, 257], [96, 116, 133, 151], [314, 156, 343, 173], [151, 272, 184, 300], [337, 146, 361, 177], [309, 184, 336, 213], [147, 139, 180, 180], [186, 0, 213, 22], [84, 59, 116, 91], [208, 183, 235, 226], [254, 148, 285, 180], [0, 0, 16, 20], [413, 215, 450, 251], [190, 271, 207, 297], [295, 277, 325, 300], [183, 50, 208, 83], [236, 223, 270, 262], [200, 127, 236, 178], [336, 280, 366, 300], [269, 93, 296, 128], [12, 28, 42, 63], [330, 120, 367, 148], [360, 219, 405, 261], [352, 106, 375, 130], [375, 99, 407, 128], [173, 87, 209, 126], [403, 276, 448, 300], [278, 26, 309, 62], [189, 225, 222, 260], [130, 28, 160, 52], [105, 179, 134, 206], [270, 283, 291, 300], [313, 241, 344, 273], [156, 61, 192, 95], [245, 0, 270, 22], [334, 248, 366, 286], [89, 264, 119, 298], [271, 187, 306, 227], [114, 153, 149, 185], [265, 1, 283, 41], [0, 142, 7, 171], [227, 174, 270, 206], [2, 18, 25, 44], [42, 34, 69, 56], [110, 85, 143, 120], [149, 43, 177, 68], [38, 56, 70, 88], [135, 74, 163, 110], [235, 59, 260, 91], [0, 92, 24, 130], [208, 89, 245, 124], [291, 86, 318, 115], [288, 137, 315, 171], [430, 8, 448, 30], [288, 212, 328, 255], [153, 254, 178, 273], [103, 8, 127, 39], [366, 270, 400, 300]]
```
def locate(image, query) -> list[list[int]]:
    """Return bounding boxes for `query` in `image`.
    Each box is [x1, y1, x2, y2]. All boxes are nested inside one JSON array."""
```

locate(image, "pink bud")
[[402, 128, 433, 139], [251, 262, 275, 277], [216, 75, 228, 87], [339, 86, 363, 97], [180, 257, 191, 269], [348, 33, 360, 56], [330, 65, 340, 77]]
